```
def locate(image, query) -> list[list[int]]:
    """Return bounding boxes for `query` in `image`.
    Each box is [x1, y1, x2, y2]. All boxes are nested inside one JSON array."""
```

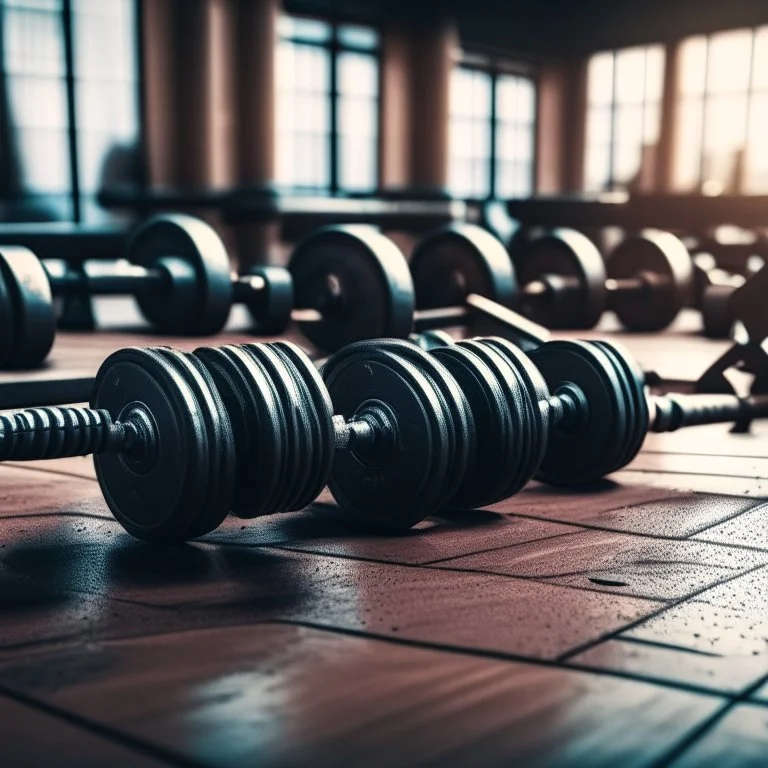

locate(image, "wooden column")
[[379, 16, 457, 199], [563, 57, 588, 193], [232, 0, 279, 269], [536, 62, 569, 193], [656, 41, 681, 192], [141, 0, 234, 189], [408, 19, 455, 197]]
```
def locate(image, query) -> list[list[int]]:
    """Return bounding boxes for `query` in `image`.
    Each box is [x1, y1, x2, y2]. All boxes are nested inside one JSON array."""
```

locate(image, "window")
[[449, 64, 536, 199], [675, 27, 768, 194], [0, 0, 140, 222], [584, 45, 665, 192], [277, 15, 379, 195]]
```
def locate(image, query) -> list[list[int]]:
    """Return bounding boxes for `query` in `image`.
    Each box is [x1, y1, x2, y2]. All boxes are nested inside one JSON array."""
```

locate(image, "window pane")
[[584, 146, 611, 191], [449, 66, 493, 198], [643, 103, 661, 144], [612, 138, 642, 184], [645, 46, 665, 102], [276, 34, 332, 192], [703, 93, 749, 152], [675, 98, 704, 190], [339, 97, 376, 138], [587, 51, 614, 106], [746, 95, 768, 191], [278, 15, 331, 43], [3, 0, 71, 218], [707, 29, 753, 94], [586, 106, 612, 147], [753, 26, 768, 90], [339, 137, 375, 191], [615, 104, 644, 150], [338, 24, 378, 50], [615, 47, 646, 104], [517, 78, 535, 123], [338, 51, 377, 97], [496, 125, 516, 161], [679, 36, 707, 96]]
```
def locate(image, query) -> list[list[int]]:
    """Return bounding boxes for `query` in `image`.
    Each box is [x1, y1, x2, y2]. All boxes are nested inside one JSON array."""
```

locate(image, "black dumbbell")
[[0, 217, 420, 369], [0, 337, 478, 539], [0, 214, 295, 368], [4, 332, 766, 542], [511, 228, 694, 331], [693, 252, 766, 339], [427, 336, 768, 490]]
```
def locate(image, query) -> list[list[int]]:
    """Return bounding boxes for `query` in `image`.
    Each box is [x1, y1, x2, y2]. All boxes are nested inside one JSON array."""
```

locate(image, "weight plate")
[[433, 344, 516, 508], [322, 342, 451, 529], [463, 338, 544, 497], [244, 266, 294, 335], [272, 341, 335, 509], [369, 338, 475, 509], [607, 230, 693, 331], [701, 284, 736, 339], [590, 340, 649, 474], [241, 343, 312, 513], [516, 229, 607, 329], [156, 348, 236, 538], [408, 329, 455, 351], [410, 224, 517, 312], [530, 340, 628, 485], [290, 226, 415, 352], [129, 214, 233, 335], [0, 246, 56, 368], [92, 347, 214, 542], [195, 345, 285, 518]]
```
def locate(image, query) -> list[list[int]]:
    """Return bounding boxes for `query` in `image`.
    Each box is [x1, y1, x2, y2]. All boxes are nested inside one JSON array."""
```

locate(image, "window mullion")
[[62, 0, 81, 222]]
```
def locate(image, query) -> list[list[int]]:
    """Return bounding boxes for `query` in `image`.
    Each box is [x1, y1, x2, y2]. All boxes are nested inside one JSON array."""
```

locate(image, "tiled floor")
[[1, 317, 767, 765]]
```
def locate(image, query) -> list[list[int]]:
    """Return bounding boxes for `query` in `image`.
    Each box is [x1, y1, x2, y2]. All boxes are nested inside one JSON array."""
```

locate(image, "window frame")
[[449, 56, 538, 202], [675, 28, 764, 193], [0, 0, 142, 222], [584, 45, 665, 193], [277, 14, 381, 196]]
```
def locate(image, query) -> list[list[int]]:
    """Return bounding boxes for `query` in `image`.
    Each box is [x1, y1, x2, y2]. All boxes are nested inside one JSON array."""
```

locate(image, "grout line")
[[421, 528, 587, 565], [0, 683, 201, 768], [557, 563, 768, 663], [652, 670, 768, 768], [616, 635, 723, 658], [491, 509, 768, 552]]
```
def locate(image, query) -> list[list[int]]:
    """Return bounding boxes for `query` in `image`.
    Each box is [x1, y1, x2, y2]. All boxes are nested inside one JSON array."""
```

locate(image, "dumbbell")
[[409, 225, 695, 334], [0, 214, 295, 368], [0, 337, 480, 539], [0, 217, 419, 369], [511, 228, 694, 331], [692, 252, 766, 339], [5, 331, 767, 542]]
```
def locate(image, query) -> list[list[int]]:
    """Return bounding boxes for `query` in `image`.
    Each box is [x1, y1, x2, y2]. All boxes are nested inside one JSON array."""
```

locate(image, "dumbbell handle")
[[412, 293, 551, 348], [545, 383, 768, 436], [649, 392, 768, 432], [49, 264, 166, 296], [0, 406, 145, 461], [0, 383, 392, 467]]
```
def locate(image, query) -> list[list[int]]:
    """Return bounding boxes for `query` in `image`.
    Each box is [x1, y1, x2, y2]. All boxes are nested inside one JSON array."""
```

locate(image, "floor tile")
[[0, 465, 106, 520], [694, 502, 768, 551], [434, 529, 768, 601], [604, 568, 768, 692], [498, 485, 759, 538], [0, 691, 171, 767], [206, 505, 579, 565], [570, 638, 763, 696], [0, 514, 660, 661], [668, 703, 768, 767], [0, 623, 726, 768]]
